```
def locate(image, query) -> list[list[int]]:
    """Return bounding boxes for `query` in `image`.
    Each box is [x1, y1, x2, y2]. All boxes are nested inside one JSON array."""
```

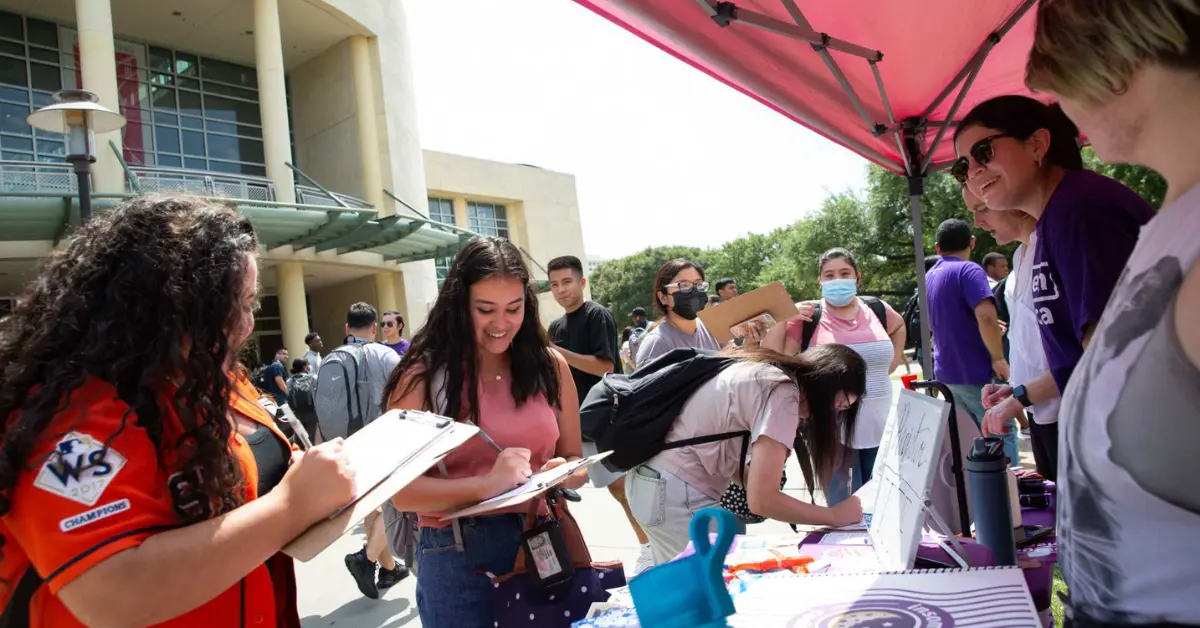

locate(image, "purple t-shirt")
[[926, 256, 995, 385], [1032, 169, 1155, 393], [383, 339, 410, 356]]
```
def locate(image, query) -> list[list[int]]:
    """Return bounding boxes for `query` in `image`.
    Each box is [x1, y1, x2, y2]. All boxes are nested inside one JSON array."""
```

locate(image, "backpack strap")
[[662, 430, 752, 483], [800, 302, 823, 352], [860, 296, 889, 330], [803, 298, 889, 352]]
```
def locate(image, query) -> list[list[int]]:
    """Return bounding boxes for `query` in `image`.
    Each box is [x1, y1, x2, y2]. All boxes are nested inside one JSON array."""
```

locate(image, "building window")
[[428, 197, 454, 225], [467, 201, 508, 239], [428, 197, 456, 286], [0, 12, 65, 163], [128, 45, 264, 175], [0, 10, 269, 176]]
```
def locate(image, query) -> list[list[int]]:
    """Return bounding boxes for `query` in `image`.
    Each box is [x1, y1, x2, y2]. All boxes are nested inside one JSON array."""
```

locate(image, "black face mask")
[[670, 288, 708, 321]]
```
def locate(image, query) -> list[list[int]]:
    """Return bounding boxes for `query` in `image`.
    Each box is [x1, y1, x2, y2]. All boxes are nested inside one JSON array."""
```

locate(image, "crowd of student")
[[0, 2, 1194, 627]]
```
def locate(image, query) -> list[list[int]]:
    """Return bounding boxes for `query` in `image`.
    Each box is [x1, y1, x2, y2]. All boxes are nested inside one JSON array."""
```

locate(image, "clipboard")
[[697, 281, 800, 345], [440, 451, 612, 521], [283, 409, 477, 561]]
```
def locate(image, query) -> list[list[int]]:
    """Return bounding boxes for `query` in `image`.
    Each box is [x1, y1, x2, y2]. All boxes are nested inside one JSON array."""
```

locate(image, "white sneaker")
[[633, 545, 655, 576]]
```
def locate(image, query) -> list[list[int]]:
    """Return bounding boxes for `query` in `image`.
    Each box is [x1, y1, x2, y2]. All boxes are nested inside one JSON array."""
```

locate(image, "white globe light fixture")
[[26, 89, 126, 224]]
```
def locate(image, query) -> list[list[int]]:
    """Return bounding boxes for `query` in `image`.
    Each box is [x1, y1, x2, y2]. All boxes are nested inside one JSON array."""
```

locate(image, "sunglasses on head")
[[950, 133, 1012, 184]]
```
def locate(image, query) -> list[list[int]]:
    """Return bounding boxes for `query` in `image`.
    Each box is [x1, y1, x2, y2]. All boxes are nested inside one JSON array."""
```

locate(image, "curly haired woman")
[[0, 197, 356, 627]]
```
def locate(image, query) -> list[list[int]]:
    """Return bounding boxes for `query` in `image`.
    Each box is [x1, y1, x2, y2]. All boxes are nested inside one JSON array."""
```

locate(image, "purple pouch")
[[488, 498, 626, 627]]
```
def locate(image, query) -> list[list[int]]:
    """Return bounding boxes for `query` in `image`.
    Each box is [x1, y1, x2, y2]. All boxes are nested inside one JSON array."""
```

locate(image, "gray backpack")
[[314, 343, 379, 439], [627, 326, 649, 369], [383, 366, 451, 567]]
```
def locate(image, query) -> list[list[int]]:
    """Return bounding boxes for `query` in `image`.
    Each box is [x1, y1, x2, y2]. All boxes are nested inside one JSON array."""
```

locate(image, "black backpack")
[[798, 296, 889, 351], [251, 364, 271, 391], [287, 372, 317, 412], [579, 347, 744, 474], [902, 291, 922, 351]]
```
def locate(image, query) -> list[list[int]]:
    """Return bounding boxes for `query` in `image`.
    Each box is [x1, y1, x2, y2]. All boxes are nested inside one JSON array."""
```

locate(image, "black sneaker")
[[377, 564, 410, 590], [344, 548, 379, 599]]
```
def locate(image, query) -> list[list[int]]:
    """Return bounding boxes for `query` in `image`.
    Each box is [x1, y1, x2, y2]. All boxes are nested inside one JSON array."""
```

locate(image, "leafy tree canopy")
[[591, 154, 1164, 327]]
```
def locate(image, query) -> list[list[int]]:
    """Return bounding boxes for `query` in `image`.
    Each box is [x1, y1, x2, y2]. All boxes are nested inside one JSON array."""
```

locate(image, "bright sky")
[[405, 0, 870, 260]]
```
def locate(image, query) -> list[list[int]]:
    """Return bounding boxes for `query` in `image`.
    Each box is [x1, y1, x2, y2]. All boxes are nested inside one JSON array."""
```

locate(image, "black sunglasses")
[[381, 321, 399, 328], [950, 133, 1012, 184]]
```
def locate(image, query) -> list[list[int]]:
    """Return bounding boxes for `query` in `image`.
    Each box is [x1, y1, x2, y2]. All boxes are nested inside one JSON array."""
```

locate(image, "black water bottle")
[[966, 437, 1017, 565]]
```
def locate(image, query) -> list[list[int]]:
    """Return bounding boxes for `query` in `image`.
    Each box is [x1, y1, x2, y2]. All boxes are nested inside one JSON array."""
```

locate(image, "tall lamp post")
[[26, 90, 126, 224]]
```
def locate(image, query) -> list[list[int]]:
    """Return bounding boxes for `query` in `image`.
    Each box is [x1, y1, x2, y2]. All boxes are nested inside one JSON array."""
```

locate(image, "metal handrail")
[[295, 184, 373, 209], [126, 165, 273, 186], [0, 161, 77, 193], [129, 166, 276, 202]]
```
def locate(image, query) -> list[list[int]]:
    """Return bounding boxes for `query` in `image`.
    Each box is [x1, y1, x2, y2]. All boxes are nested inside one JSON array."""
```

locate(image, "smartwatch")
[[1013, 384, 1033, 408]]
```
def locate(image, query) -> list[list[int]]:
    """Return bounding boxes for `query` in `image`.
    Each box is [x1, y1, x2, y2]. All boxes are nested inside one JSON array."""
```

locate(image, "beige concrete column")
[[253, 0, 295, 204], [453, 197, 468, 228], [350, 36, 386, 214], [74, 0, 123, 194], [275, 262, 309, 358], [374, 271, 398, 314]]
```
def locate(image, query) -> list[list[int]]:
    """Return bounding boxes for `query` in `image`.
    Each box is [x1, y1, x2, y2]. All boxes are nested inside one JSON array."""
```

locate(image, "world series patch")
[[34, 432, 127, 506]]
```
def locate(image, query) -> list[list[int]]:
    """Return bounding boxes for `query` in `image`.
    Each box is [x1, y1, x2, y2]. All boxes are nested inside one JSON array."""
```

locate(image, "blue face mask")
[[821, 278, 858, 307]]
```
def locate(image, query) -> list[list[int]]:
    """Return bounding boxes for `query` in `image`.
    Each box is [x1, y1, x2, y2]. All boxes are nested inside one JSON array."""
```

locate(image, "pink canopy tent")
[[572, 0, 1041, 379]]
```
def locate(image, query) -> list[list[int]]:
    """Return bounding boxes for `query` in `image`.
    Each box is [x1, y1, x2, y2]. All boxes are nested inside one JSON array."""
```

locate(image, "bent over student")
[[0, 197, 355, 627], [626, 345, 867, 564], [384, 237, 588, 628]]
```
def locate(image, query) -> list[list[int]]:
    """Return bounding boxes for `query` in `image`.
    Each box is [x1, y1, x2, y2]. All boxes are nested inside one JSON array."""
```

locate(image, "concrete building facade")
[[0, 0, 588, 363]]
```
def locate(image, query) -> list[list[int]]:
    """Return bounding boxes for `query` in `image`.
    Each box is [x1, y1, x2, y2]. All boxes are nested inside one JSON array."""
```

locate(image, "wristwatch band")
[[1013, 384, 1033, 408]]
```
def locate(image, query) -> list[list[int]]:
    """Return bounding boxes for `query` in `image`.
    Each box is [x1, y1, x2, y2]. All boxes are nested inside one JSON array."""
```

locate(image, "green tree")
[[704, 229, 787, 295], [1082, 147, 1167, 208], [590, 151, 1165, 323], [588, 245, 711, 328]]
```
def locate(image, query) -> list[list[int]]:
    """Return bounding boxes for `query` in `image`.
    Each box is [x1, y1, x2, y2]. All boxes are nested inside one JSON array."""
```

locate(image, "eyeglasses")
[[664, 280, 709, 293], [950, 133, 1011, 184], [381, 321, 398, 328]]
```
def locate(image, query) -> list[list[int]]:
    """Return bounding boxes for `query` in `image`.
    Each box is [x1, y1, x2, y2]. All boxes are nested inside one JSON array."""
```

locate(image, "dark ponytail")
[[955, 95, 1083, 171]]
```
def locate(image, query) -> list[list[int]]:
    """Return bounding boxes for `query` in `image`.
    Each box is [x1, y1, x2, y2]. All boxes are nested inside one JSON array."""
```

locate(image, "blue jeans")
[[825, 446, 879, 506], [416, 514, 525, 628], [947, 384, 1019, 467]]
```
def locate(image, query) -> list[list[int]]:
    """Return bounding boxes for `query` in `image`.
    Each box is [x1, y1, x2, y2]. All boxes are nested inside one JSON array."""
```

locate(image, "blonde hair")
[[1026, 0, 1200, 103]]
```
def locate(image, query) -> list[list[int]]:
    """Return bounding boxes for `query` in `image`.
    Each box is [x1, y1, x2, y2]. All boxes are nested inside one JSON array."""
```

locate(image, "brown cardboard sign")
[[697, 281, 799, 345]]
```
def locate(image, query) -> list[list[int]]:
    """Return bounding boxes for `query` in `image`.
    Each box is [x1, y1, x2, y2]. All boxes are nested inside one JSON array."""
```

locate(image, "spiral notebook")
[[728, 566, 1041, 627]]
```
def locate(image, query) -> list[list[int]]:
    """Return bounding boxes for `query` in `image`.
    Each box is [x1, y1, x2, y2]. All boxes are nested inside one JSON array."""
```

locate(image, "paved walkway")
[[297, 377, 1036, 626]]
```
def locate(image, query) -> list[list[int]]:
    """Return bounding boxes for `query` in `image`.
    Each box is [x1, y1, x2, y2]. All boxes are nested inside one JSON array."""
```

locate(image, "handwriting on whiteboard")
[[895, 401, 933, 468]]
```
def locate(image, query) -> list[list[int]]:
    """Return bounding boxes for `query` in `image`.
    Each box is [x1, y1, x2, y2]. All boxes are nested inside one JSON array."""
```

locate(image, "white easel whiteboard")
[[867, 388, 950, 570]]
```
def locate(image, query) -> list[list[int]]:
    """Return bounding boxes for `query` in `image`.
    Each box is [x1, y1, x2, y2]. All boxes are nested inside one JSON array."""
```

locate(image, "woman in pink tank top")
[[382, 237, 586, 628], [762, 248, 907, 506]]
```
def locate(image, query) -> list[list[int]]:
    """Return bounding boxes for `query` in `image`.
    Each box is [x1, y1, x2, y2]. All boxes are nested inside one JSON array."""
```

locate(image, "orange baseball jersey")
[[0, 376, 294, 627]]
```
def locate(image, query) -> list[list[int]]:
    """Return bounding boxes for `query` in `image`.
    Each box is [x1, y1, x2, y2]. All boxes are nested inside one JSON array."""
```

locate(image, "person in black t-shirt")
[[547, 256, 654, 574]]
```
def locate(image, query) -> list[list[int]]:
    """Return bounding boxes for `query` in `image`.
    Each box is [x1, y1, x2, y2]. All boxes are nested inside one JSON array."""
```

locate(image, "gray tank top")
[[1058, 184, 1200, 623]]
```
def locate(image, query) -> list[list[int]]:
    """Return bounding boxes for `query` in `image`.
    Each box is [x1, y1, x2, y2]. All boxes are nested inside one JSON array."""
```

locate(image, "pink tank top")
[[418, 376, 560, 528]]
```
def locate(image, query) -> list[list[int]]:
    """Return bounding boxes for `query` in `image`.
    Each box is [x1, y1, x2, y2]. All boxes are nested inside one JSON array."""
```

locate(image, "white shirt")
[[1004, 236, 1059, 424], [301, 349, 322, 373]]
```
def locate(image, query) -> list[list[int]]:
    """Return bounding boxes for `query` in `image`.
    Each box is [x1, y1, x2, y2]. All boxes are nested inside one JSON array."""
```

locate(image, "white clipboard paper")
[[440, 451, 612, 521], [284, 409, 477, 562]]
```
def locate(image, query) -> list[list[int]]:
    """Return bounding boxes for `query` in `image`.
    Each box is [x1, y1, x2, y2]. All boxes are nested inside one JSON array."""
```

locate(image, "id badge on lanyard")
[[520, 497, 576, 589]]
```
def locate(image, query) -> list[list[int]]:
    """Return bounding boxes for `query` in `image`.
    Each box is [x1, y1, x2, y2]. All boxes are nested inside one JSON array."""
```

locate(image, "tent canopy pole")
[[901, 124, 935, 382]]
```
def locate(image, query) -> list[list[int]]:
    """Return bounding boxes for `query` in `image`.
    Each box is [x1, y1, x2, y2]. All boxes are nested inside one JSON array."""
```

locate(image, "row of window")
[[428, 197, 510, 285], [0, 10, 273, 175]]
